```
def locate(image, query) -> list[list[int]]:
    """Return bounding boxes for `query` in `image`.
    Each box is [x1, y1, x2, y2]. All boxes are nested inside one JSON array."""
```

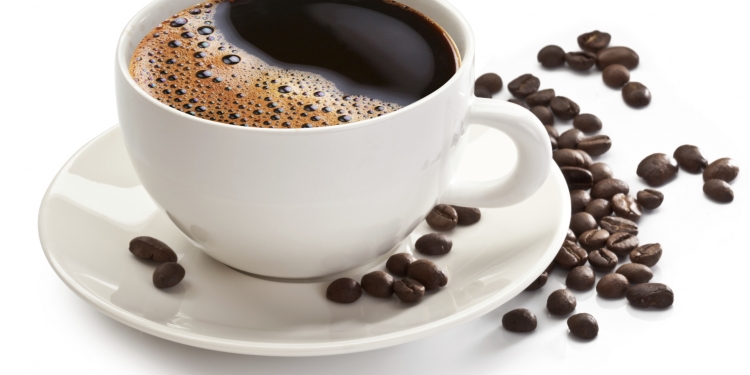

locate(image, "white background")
[[2, 0, 749, 373]]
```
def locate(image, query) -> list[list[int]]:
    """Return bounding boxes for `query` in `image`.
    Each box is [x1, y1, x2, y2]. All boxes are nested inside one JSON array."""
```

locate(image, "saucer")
[[39, 125, 569, 356]]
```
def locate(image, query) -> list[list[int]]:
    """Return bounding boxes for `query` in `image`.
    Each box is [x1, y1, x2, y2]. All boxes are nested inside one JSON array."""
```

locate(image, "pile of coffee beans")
[[129, 236, 186, 289]]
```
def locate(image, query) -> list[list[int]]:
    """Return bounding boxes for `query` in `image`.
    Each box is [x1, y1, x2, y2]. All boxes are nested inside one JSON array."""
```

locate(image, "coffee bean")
[[407, 259, 448, 290], [622, 82, 651, 107], [361, 271, 394, 298], [673, 145, 708, 173], [555, 241, 588, 269], [570, 212, 597, 237], [326, 278, 363, 303], [578, 229, 610, 251], [129, 236, 178, 263], [588, 249, 618, 272], [637, 153, 678, 186], [611, 193, 642, 221], [538, 45, 566, 68], [530, 106, 554, 125], [426, 204, 458, 231], [546, 261, 556, 274], [606, 232, 640, 256], [553, 149, 589, 168], [637, 189, 664, 209], [578, 135, 612, 156], [591, 178, 630, 199], [627, 283, 674, 308], [596, 46, 639, 70], [600, 216, 639, 235], [525, 89, 556, 107], [578, 149, 594, 167], [578, 30, 611, 52], [567, 313, 599, 339], [629, 243, 662, 267], [415, 233, 453, 256], [550, 96, 581, 121], [475, 73, 503, 94], [547, 289, 577, 315], [566, 265, 595, 290], [508, 74, 541, 98], [507, 98, 528, 108], [571, 189, 591, 214], [393, 278, 425, 303], [589, 163, 613, 184], [386, 253, 415, 277], [152, 262, 185, 289], [502, 308, 538, 332], [525, 272, 549, 291], [703, 179, 734, 202], [558, 128, 584, 149], [566, 229, 577, 243], [565, 51, 597, 71], [561, 167, 594, 191], [573, 114, 602, 133], [452, 206, 481, 226], [585, 199, 613, 222], [546, 125, 559, 150], [596, 273, 629, 298], [703, 158, 739, 182], [602, 64, 630, 88], [616, 263, 653, 283], [474, 86, 492, 98]]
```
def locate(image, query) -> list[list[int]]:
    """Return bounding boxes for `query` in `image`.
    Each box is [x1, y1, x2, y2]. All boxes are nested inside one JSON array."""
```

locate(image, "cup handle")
[[440, 98, 553, 207]]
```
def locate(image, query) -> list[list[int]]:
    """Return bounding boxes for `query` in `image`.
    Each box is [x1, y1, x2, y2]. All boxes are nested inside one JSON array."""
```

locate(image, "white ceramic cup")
[[116, 0, 552, 278]]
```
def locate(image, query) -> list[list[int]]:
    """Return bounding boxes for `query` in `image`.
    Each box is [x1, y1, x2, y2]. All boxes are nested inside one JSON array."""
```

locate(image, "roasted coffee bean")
[[526, 89, 556, 107], [703, 158, 739, 182], [547, 289, 577, 315], [550, 96, 581, 121], [630, 243, 662, 267], [585, 199, 613, 222], [566, 229, 577, 243], [530, 106, 554, 125], [407, 259, 448, 290], [426, 204, 458, 231], [546, 261, 556, 274], [525, 272, 549, 291], [452, 206, 481, 226], [508, 74, 541, 98], [637, 153, 678, 186], [600, 216, 639, 235], [475, 73, 503, 94], [673, 145, 708, 173], [361, 271, 394, 298], [596, 46, 639, 70], [589, 163, 613, 184], [637, 189, 664, 209], [558, 128, 584, 149], [502, 308, 538, 332], [549, 137, 557, 151], [578, 135, 612, 156], [703, 179, 734, 202], [566, 266, 595, 291], [570, 212, 597, 237], [546, 125, 559, 150], [567, 313, 599, 339], [606, 232, 639, 256], [386, 253, 415, 277], [415, 233, 453, 256], [578, 149, 594, 167], [129, 236, 178, 263], [578, 30, 611, 52], [591, 178, 630, 200], [588, 249, 618, 272], [474, 86, 492, 98], [565, 51, 597, 71], [152, 262, 185, 289], [578, 229, 610, 251], [602, 64, 630, 88], [611, 193, 642, 221], [553, 149, 589, 168], [616, 263, 653, 283], [507, 98, 528, 108], [627, 283, 674, 308], [561, 167, 594, 191], [326, 278, 363, 303], [622, 82, 651, 107], [596, 273, 629, 298], [571, 190, 591, 214], [538, 45, 566, 68], [573, 114, 602, 133], [555, 241, 588, 269], [393, 278, 425, 303]]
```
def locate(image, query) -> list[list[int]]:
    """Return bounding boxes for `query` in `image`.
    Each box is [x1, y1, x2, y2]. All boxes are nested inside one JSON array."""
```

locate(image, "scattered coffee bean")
[[502, 308, 538, 332], [585, 198, 613, 222], [611, 193, 642, 221], [703, 179, 734, 202], [553, 149, 589, 168], [525, 272, 549, 291], [547, 289, 577, 315], [129, 236, 178, 263], [526, 89, 556, 107], [555, 241, 588, 269], [602, 64, 630, 88], [361, 271, 394, 298], [578, 229, 610, 251], [508, 74, 540, 98], [622, 82, 651, 107], [703, 158, 739, 182], [578, 135, 612, 156], [600, 216, 639, 235], [326, 278, 363, 303], [566, 265, 595, 291], [629, 243, 662, 267], [567, 313, 599, 339], [637, 189, 664, 209], [673, 145, 708, 173], [474, 85, 492, 98], [637, 153, 678, 186], [386, 253, 415, 277], [606, 232, 640, 256], [152, 262, 185, 289], [407, 259, 448, 290], [572, 113, 602, 133], [530, 106, 555, 125], [577, 30, 611, 52], [452, 206, 481, 226], [578, 149, 594, 167], [561, 167, 594, 191], [627, 283, 674, 308], [426, 204, 458, 231], [566, 229, 577, 243], [507, 98, 528, 108], [589, 163, 614, 184], [570, 212, 598, 237], [546, 125, 559, 150], [596, 46, 639, 70], [558, 128, 584, 149], [571, 189, 591, 214], [616, 263, 653, 283], [588, 249, 618, 272], [566, 51, 597, 71], [415, 233, 453, 256], [550, 96, 581, 121], [537, 45, 566, 68], [393, 278, 425, 303], [591, 178, 630, 200], [545, 261, 556, 274], [475, 73, 503, 94], [596, 273, 629, 298]]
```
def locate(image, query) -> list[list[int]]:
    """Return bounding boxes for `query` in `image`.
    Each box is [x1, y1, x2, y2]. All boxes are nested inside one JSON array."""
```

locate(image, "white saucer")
[[39, 125, 569, 356]]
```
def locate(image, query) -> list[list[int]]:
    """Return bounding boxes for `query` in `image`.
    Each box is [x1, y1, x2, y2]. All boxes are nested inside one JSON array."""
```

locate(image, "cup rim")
[[116, 0, 476, 133]]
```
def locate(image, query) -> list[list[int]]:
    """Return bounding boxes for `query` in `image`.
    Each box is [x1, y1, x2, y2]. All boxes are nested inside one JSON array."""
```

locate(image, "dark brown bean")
[[616, 263, 653, 283], [550, 96, 581, 121], [507, 98, 528, 108], [561, 167, 594, 191], [596, 46, 639, 70], [600, 216, 639, 235], [452, 206, 481, 226], [152, 262, 185, 289], [577, 30, 611, 52], [589, 163, 613, 184], [578, 229, 610, 251], [606, 232, 640, 256], [407, 259, 448, 291], [565, 51, 597, 71], [596, 273, 629, 298], [553, 149, 589, 168], [578, 150, 594, 167], [637, 189, 664, 209], [629, 243, 663, 267], [474, 86, 492, 98], [538, 45, 566, 68], [637, 153, 678, 186], [546, 261, 556, 274], [508, 74, 540, 98], [547, 289, 577, 315], [425, 204, 458, 231], [703, 179, 734, 202], [585, 199, 613, 222], [502, 308, 538, 332], [361, 271, 394, 298], [611, 193, 642, 221], [578, 135, 612, 156], [415, 233, 453, 256], [555, 241, 588, 269], [475, 73, 503, 94], [588, 249, 618, 272], [570, 212, 597, 237], [571, 189, 591, 214], [393, 278, 425, 303], [525, 89, 556, 107], [622, 82, 651, 107], [129, 236, 178, 263], [673, 145, 708, 173], [386, 253, 415, 277], [572, 114, 602, 133], [558, 128, 584, 150], [602, 64, 630, 88], [567, 313, 599, 339], [703, 158, 739, 182], [326, 278, 362, 303], [525, 272, 549, 291], [566, 265, 595, 290], [626, 283, 674, 308], [566, 229, 577, 243], [546, 125, 559, 150], [530, 106, 554, 125], [591, 178, 630, 199]]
